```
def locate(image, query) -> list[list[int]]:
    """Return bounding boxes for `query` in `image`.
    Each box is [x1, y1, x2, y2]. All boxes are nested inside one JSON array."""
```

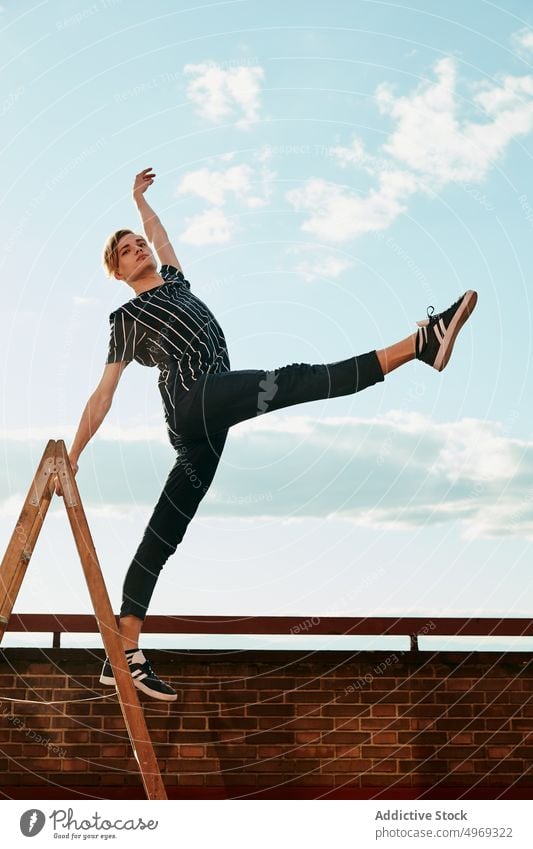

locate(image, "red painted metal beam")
[[5, 613, 533, 637]]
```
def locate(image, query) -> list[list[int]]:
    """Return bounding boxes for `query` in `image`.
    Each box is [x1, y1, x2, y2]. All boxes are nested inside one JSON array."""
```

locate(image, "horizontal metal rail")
[[3, 614, 533, 649]]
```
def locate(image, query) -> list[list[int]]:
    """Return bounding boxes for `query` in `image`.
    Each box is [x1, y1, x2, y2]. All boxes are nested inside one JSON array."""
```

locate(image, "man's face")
[[115, 233, 156, 281]]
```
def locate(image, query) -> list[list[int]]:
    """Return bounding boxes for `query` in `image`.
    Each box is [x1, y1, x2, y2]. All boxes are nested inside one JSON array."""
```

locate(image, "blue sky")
[[1, 0, 533, 649]]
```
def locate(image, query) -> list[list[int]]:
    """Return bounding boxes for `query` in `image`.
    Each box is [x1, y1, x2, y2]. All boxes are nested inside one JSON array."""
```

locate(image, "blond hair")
[[102, 229, 134, 277]]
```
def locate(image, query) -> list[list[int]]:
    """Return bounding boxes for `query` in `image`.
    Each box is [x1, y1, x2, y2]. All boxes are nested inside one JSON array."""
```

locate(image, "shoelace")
[[426, 294, 462, 324]]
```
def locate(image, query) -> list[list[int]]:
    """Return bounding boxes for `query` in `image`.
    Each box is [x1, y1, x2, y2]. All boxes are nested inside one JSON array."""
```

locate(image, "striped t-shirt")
[[106, 265, 231, 399]]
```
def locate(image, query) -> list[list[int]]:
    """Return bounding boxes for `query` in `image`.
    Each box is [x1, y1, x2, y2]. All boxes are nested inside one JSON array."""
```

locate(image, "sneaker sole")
[[99, 673, 178, 703], [433, 289, 478, 372]]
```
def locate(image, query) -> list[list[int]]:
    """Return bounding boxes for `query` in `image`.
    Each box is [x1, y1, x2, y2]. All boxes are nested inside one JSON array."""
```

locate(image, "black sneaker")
[[99, 653, 177, 703], [416, 290, 478, 372]]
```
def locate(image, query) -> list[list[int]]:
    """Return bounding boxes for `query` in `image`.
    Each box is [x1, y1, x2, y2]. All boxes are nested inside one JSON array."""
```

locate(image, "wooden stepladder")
[[0, 439, 167, 800]]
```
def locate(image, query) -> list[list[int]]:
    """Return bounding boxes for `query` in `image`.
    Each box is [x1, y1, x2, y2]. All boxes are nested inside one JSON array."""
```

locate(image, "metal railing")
[[4, 614, 533, 650]]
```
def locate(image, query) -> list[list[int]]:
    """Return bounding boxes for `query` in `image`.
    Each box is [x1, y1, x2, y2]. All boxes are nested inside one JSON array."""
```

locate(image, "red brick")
[[62, 759, 89, 771], [398, 732, 447, 745], [474, 679, 522, 692], [168, 732, 214, 745], [444, 678, 476, 691], [322, 705, 369, 717], [372, 760, 399, 773], [361, 745, 403, 758], [208, 689, 249, 703], [474, 732, 521, 744], [285, 718, 333, 731], [1, 743, 24, 756], [165, 758, 219, 772], [182, 718, 207, 729], [293, 746, 335, 759], [360, 691, 410, 704], [447, 705, 474, 717], [63, 731, 89, 743], [246, 678, 292, 690], [285, 691, 324, 703], [256, 758, 320, 773], [24, 664, 57, 674], [450, 732, 474, 744], [257, 692, 285, 704], [443, 745, 477, 759], [101, 745, 129, 757], [487, 747, 515, 759], [372, 705, 397, 717], [373, 732, 397, 744], [487, 759, 524, 773], [244, 731, 293, 745], [180, 745, 205, 758], [209, 718, 256, 731], [294, 732, 320, 744], [321, 732, 368, 745], [246, 705, 295, 717], [435, 719, 476, 731], [322, 759, 372, 773], [21, 758, 64, 771], [447, 760, 475, 772]]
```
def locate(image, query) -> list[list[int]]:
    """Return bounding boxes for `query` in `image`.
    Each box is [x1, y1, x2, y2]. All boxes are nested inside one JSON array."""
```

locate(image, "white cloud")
[[512, 28, 533, 57], [176, 163, 275, 209], [286, 245, 352, 282], [177, 164, 253, 206], [379, 57, 533, 185], [286, 171, 417, 242], [255, 145, 273, 163], [3, 412, 529, 537], [184, 61, 265, 129], [330, 136, 389, 175], [428, 416, 518, 482], [0, 493, 26, 518], [179, 208, 236, 245], [288, 56, 533, 241], [183, 411, 533, 537], [175, 155, 276, 245]]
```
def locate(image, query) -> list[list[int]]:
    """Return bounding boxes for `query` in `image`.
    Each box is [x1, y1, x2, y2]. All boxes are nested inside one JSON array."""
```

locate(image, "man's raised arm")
[[133, 167, 182, 270]]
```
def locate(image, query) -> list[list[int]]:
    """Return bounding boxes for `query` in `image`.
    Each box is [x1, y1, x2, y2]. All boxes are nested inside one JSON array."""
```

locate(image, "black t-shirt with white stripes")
[[106, 265, 231, 401]]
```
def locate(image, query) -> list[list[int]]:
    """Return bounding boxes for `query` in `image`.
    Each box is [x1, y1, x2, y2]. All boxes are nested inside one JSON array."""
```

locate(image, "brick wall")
[[1, 648, 532, 799]]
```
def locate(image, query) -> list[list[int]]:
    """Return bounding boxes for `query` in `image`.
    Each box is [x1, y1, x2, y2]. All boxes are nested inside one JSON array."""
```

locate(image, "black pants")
[[119, 350, 384, 620]]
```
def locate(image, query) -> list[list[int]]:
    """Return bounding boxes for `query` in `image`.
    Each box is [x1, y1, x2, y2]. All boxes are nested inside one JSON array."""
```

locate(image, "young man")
[[59, 167, 477, 702]]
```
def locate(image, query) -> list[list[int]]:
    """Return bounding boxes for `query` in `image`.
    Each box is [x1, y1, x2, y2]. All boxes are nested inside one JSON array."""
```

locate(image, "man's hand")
[[54, 457, 79, 498], [133, 167, 156, 200]]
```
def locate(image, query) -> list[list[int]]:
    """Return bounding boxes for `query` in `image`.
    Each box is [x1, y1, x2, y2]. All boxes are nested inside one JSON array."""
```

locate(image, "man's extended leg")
[[172, 290, 477, 440], [174, 349, 386, 440]]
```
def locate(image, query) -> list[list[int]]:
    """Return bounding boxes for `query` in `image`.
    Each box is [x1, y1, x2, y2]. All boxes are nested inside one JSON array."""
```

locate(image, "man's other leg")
[[119, 428, 228, 634]]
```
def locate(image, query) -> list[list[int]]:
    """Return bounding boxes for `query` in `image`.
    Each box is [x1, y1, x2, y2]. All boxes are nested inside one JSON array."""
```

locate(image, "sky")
[[1, 0, 532, 650]]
